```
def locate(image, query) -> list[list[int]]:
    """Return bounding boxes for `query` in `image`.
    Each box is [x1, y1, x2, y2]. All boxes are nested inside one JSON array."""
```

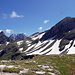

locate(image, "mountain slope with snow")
[[23, 17, 75, 55], [41, 17, 75, 41], [1, 17, 75, 59], [24, 40, 75, 55]]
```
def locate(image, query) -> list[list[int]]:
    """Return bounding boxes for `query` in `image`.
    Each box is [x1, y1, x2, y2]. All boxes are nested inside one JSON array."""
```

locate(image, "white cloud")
[[10, 11, 24, 18], [6, 29, 14, 33], [44, 20, 49, 24], [38, 27, 43, 30]]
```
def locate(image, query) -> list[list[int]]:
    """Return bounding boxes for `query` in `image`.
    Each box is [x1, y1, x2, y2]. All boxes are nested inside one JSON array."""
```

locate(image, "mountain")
[[24, 17, 75, 55], [0, 31, 13, 44], [9, 33, 27, 40], [9, 34, 17, 40], [15, 33, 27, 40], [1, 17, 75, 60], [41, 17, 75, 41]]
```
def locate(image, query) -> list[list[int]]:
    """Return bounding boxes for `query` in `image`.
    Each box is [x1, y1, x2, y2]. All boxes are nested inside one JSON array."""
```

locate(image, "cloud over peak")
[[10, 11, 24, 18], [44, 20, 49, 24], [38, 27, 43, 30], [6, 29, 14, 33]]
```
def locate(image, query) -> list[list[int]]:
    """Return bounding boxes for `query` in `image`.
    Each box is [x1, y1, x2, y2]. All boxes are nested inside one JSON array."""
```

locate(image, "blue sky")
[[0, 0, 75, 36]]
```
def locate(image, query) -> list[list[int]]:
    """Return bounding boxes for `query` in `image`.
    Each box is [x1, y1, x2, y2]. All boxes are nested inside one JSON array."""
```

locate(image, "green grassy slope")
[[0, 54, 75, 75]]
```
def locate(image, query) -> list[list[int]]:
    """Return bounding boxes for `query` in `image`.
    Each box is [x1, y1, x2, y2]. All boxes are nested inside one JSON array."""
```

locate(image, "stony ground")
[[0, 54, 75, 75], [0, 72, 18, 75]]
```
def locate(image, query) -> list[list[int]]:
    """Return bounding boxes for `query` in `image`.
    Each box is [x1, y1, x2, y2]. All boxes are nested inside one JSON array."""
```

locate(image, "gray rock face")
[[0, 31, 13, 44], [9, 34, 17, 40], [9, 33, 27, 40], [15, 33, 27, 40]]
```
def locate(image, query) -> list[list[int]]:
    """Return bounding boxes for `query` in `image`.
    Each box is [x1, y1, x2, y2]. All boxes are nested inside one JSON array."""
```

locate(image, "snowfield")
[[30, 32, 45, 40], [24, 39, 75, 55], [68, 40, 75, 54]]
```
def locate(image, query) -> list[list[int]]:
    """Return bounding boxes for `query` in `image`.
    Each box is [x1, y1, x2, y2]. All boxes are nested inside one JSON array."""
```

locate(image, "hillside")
[[24, 17, 75, 55]]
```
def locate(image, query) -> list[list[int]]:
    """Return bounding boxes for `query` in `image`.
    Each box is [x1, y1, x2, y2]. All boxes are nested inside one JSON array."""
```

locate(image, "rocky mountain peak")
[[0, 31, 5, 35], [9, 33, 27, 40], [9, 34, 17, 40], [41, 17, 75, 41], [0, 31, 13, 44], [16, 33, 27, 40]]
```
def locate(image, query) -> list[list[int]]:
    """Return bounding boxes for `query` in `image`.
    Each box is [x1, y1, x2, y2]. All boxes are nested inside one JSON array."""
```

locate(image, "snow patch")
[[31, 32, 45, 40], [19, 68, 29, 74], [68, 40, 75, 54], [26, 40, 31, 44], [0, 65, 6, 69], [24, 44, 36, 52], [38, 32, 45, 39], [30, 33, 39, 40], [0, 50, 3, 52], [46, 40, 61, 55], [34, 41, 42, 48], [35, 71, 45, 74], [19, 48, 23, 53], [27, 44, 31, 46], [1, 60, 9, 63], [17, 40, 23, 46], [26, 40, 31, 47], [32, 36, 39, 40], [6, 65, 14, 68], [6, 42, 10, 45]]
